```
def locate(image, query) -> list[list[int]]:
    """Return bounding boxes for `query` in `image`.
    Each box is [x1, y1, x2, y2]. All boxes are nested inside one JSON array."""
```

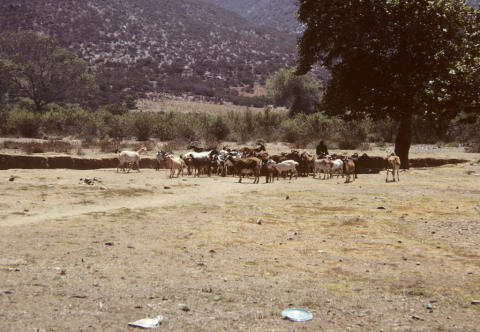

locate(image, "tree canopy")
[[295, 0, 480, 167], [0, 31, 97, 113], [266, 68, 322, 117]]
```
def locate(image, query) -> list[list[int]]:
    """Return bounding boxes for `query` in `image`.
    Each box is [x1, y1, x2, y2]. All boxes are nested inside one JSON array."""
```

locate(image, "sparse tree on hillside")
[[266, 68, 322, 117], [0, 31, 97, 113], [295, 0, 480, 168]]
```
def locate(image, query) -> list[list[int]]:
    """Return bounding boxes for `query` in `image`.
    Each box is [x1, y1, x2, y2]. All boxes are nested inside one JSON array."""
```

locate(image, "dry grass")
[[135, 98, 269, 114]]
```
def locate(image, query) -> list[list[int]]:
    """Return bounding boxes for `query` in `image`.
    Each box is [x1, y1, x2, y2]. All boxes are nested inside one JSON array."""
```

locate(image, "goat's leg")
[[117, 161, 123, 173]]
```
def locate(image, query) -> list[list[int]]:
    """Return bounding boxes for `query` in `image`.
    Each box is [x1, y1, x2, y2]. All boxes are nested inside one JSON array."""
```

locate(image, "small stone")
[[286, 196, 289, 199], [105, 242, 115, 246], [472, 300, 480, 305], [224, 277, 228, 282], [209, 249, 216, 253], [164, 186, 171, 189], [416, 262, 421, 265], [256, 218, 261, 225], [100, 186, 107, 190], [9, 177, 14, 182], [377, 206, 387, 210], [426, 303, 433, 310]]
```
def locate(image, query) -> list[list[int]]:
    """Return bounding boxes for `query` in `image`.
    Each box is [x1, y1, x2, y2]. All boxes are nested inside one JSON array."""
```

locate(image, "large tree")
[[266, 68, 322, 117], [0, 31, 97, 113], [295, 0, 480, 168]]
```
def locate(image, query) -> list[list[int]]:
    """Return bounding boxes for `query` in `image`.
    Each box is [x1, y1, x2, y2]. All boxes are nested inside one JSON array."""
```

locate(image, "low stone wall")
[[0, 153, 470, 171]]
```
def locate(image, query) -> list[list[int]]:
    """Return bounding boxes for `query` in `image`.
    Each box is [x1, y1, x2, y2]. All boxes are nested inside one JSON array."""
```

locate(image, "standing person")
[[316, 140, 329, 156]]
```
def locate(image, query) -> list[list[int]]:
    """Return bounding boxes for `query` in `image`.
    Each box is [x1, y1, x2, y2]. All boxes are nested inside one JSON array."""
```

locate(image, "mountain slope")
[[200, 0, 301, 33], [1, 0, 309, 108]]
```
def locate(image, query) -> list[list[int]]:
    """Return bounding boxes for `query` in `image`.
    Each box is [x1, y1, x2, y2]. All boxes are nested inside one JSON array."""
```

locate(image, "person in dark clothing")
[[316, 140, 329, 156]]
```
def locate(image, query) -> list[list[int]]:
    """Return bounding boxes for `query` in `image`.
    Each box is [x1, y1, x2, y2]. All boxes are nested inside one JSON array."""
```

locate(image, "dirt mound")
[[0, 154, 158, 170], [0, 153, 470, 171]]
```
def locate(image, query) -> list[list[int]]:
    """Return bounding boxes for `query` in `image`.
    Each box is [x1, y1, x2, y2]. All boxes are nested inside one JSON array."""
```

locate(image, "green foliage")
[[267, 68, 322, 117], [132, 113, 154, 141], [295, 0, 480, 166], [296, 0, 480, 122], [0, 31, 97, 113], [0, 104, 11, 135], [9, 107, 42, 138], [102, 104, 129, 116], [209, 115, 230, 140]]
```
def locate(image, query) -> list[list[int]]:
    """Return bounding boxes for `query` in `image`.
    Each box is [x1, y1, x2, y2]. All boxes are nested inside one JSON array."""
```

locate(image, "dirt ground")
[[1, 143, 480, 331]]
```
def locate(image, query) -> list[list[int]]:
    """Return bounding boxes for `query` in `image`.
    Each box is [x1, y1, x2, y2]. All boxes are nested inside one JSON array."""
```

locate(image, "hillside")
[[0, 0, 318, 109], [200, 0, 302, 33]]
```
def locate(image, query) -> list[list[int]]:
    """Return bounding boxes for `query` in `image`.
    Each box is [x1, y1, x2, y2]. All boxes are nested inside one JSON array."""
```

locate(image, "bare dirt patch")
[[1, 146, 480, 331]]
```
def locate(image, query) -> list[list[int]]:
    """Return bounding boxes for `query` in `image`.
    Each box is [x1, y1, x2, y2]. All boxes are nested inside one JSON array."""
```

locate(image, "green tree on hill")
[[0, 31, 97, 113], [295, 0, 480, 168], [266, 68, 322, 117]]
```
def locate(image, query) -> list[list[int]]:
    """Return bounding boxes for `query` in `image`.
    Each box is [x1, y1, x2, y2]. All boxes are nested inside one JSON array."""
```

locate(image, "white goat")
[[386, 151, 401, 182], [117, 147, 147, 173], [267, 159, 298, 180], [164, 155, 186, 178], [329, 159, 344, 178], [313, 158, 330, 179]]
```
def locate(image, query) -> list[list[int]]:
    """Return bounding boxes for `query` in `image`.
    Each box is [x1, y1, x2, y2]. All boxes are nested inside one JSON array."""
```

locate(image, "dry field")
[[135, 98, 269, 114], [1, 144, 480, 331]]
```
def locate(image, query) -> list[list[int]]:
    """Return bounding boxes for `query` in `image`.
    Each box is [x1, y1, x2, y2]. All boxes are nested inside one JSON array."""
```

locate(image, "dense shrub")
[[209, 115, 230, 140], [5, 100, 478, 151], [132, 112, 154, 141], [9, 108, 42, 138], [0, 104, 12, 135]]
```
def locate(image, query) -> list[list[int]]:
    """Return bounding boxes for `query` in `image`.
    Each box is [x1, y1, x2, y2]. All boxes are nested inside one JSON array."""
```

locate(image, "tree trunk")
[[394, 114, 412, 169]]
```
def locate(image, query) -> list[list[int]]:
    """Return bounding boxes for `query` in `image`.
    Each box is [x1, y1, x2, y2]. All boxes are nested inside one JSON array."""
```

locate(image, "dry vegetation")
[[1, 146, 480, 331], [135, 98, 266, 114]]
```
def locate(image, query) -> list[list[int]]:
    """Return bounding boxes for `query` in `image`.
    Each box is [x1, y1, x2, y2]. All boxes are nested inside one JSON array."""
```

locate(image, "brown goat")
[[226, 155, 262, 183], [386, 151, 401, 182], [343, 158, 356, 183], [239, 143, 266, 157]]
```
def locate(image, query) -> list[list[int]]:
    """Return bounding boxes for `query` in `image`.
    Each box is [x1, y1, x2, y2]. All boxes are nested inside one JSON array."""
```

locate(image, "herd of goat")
[[117, 142, 401, 183]]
